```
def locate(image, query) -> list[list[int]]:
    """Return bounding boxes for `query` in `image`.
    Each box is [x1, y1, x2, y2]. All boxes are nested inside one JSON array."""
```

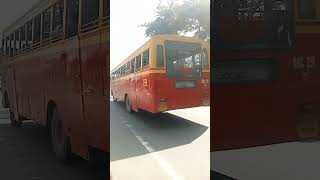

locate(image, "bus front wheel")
[[125, 96, 133, 113], [51, 108, 72, 163]]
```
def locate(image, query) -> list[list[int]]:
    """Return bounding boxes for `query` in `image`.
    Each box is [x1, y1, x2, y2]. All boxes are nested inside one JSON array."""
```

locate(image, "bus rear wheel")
[[10, 111, 22, 127], [125, 96, 133, 113], [51, 108, 72, 163], [5, 96, 22, 127]]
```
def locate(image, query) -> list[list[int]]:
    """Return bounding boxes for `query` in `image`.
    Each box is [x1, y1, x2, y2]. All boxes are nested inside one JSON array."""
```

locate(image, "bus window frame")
[[26, 20, 33, 48], [10, 33, 14, 57], [130, 59, 135, 73], [135, 54, 142, 72], [5, 36, 9, 57], [42, 7, 53, 42], [142, 49, 150, 69], [33, 14, 42, 44], [297, 0, 317, 19], [103, 0, 109, 18], [202, 48, 209, 68], [52, 0, 64, 41], [20, 25, 27, 50], [156, 45, 165, 68], [65, 0, 79, 39], [14, 29, 20, 54], [81, 0, 99, 25]]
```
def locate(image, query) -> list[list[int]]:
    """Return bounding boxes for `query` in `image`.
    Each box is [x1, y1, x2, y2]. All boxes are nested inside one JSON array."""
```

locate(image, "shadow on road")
[[211, 171, 237, 180], [0, 121, 107, 180], [111, 101, 209, 161]]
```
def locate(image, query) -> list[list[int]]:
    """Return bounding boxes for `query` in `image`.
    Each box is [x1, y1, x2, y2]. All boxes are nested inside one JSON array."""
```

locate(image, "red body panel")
[[80, 28, 109, 153], [212, 33, 320, 151], [2, 26, 109, 159], [111, 71, 210, 113]]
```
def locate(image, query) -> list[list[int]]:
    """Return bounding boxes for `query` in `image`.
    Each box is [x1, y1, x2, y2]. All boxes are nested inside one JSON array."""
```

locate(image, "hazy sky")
[[0, 0, 38, 33], [110, 0, 158, 70]]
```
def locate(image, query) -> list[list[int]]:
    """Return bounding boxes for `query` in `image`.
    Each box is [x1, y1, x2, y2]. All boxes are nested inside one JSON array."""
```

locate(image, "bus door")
[[79, 0, 108, 153], [100, 18, 109, 152], [130, 59, 138, 111], [60, 0, 88, 159], [292, 10, 320, 140]]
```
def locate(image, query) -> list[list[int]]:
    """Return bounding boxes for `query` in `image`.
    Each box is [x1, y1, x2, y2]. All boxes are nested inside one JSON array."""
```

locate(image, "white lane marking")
[[122, 121, 185, 180]]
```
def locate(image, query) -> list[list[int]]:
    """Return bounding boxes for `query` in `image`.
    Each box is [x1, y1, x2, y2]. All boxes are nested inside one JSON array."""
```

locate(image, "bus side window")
[[6, 37, 9, 57], [66, 0, 79, 38], [33, 15, 41, 44], [26, 20, 33, 47], [52, 0, 64, 40], [131, 59, 135, 73], [103, 0, 109, 18], [124, 63, 127, 75], [10, 33, 14, 57], [157, 45, 164, 68], [42, 8, 52, 41], [81, 0, 99, 32], [20, 25, 26, 49], [298, 0, 318, 19], [126, 62, 130, 75], [142, 49, 149, 69], [1, 39, 5, 57], [136, 55, 141, 72], [14, 29, 20, 54], [121, 66, 124, 76], [13, 32, 17, 55], [202, 48, 209, 68]]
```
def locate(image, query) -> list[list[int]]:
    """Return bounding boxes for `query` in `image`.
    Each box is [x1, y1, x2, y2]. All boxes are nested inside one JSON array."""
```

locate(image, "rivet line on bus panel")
[[121, 121, 185, 180]]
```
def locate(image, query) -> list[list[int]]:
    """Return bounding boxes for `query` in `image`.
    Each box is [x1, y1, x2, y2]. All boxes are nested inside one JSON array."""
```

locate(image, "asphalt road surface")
[[110, 101, 210, 180], [212, 141, 320, 180], [0, 108, 107, 180]]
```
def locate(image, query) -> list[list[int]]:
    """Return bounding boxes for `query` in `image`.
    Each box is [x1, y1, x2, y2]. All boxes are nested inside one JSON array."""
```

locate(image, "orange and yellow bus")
[[111, 35, 210, 113], [1, 0, 109, 162], [212, 0, 320, 151]]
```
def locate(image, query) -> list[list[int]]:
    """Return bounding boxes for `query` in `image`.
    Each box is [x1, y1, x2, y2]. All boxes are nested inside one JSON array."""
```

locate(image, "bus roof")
[[111, 35, 207, 73]]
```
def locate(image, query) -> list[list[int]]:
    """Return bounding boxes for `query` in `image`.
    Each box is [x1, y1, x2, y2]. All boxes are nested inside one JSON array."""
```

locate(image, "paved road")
[[212, 142, 320, 180], [110, 101, 210, 180], [0, 108, 107, 180]]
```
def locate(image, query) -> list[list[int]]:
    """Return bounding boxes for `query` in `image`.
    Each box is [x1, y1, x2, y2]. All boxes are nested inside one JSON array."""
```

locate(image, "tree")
[[141, 0, 210, 41]]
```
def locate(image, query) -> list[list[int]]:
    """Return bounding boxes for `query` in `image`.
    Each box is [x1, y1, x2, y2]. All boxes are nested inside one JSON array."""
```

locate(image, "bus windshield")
[[212, 0, 294, 50], [165, 41, 202, 78]]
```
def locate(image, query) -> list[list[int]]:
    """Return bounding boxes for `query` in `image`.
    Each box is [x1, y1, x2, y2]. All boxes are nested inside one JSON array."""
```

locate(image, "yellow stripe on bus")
[[112, 69, 210, 82], [112, 69, 166, 82]]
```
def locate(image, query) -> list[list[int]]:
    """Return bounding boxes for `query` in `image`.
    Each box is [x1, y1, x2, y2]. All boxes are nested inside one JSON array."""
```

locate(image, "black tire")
[[10, 111, 22, 127], [51, 108, 72, 163], [125, 96, 133, 113]]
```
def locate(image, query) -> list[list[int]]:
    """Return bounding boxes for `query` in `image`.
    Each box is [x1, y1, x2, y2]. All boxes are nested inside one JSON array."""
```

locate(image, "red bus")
[[0, 0, 109, 162], [212, 0, 320, 151], [111, 35, 210, 113]]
